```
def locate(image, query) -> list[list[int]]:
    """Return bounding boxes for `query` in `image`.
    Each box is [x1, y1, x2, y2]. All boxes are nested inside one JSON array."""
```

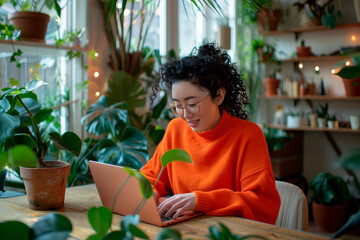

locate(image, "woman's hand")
[[158, 193, 196, 219]]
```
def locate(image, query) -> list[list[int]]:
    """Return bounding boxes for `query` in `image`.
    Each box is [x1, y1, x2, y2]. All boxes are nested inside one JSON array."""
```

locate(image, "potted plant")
[[310, 172, 351, 232], [0, 79, 82, 210], [327, 114, 337, 129], [256, 0, 283, 32], [315, 103, 328, 128], [251, 38, 276, 62], [296, 39, 312, 57], [293, 0, 342, 29], [331, 148, 360, 238], [264, 68, 281, 96], [5, 0, 63, 42], [333, 54, 360, 97]]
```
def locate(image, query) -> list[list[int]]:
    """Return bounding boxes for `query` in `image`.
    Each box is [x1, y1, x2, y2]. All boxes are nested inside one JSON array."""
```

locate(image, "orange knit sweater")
[[141, 110, 281, 224]]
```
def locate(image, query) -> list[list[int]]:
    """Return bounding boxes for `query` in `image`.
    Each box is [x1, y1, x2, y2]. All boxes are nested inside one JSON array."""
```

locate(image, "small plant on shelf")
[[293, 0, 342, 29], [315, 103, 328, 119]]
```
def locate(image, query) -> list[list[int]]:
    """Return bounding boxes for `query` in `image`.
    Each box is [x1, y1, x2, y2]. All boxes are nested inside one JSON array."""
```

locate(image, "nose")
[[183, 108, 194, 119]]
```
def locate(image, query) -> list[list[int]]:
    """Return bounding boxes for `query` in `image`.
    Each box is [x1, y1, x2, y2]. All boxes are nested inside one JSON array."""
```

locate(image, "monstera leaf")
[[97, 126, 149, 169], [105, 71, 147, 108], [81, 95, 129, 137], [0, 98, 20, 145]]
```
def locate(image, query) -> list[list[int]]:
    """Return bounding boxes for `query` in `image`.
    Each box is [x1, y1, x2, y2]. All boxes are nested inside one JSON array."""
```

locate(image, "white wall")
[[258, 0, 360, 184]]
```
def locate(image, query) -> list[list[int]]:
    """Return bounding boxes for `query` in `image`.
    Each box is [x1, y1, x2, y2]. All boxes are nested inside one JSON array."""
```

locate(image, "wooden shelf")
[[0, 39, 88, 57], [258, 95, 360, 101], [267, 124, 360, 133], [281, 55, 348, 63], [261, 23, 360, 36]]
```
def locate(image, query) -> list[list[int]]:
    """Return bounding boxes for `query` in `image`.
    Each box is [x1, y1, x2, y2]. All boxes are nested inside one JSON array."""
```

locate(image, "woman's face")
[[171, 81, 224, 132]]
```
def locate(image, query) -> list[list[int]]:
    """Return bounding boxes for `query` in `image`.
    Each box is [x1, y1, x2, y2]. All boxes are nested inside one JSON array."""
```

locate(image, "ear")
[[215, 88, 226, 105]]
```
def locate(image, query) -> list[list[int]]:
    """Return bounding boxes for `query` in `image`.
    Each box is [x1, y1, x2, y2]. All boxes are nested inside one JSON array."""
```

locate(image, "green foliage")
[[207, 222, 268, 240], [0, 213, 72, 240], [262, 126, 293, 153], [327, 114, 336, 121], [315, 103, 328, 118], [8, 0, 63, 18], [334, 55, 360, 79], [293, 0, 342, 28], [0, 80, 82, 168], [310, 172, 351, 206]]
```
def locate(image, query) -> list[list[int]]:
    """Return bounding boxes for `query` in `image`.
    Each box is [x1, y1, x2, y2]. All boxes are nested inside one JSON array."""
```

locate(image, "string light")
[[124, 9, 130, 16], [345, 61, 351, 66], [331, 69, 336, 74], [94, 52, 99, 57], [351, 35, 356, 41], [314, 65, 320, 74], [95, 91, 101, 97], [298, 62, 304, 69], [94, 72, 99, 78]]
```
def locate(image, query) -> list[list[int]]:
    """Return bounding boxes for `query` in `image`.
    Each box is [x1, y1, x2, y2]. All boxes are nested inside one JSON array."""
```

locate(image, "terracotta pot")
[[257, 48, 273, 62], [20, 161, 70, 210], [342, 77, 360, 96], [8, 11, 50, 42], [296, 46, 311, 57], [256, 9, 281, 32], [264, 77, 280, 96], [312, 201, 348, 233]]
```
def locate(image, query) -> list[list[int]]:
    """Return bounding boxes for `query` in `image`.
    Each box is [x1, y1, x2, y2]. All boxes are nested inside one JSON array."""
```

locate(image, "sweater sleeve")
[[140, 121, 175, 197], [194, 124, 281, 225], [193, 168, 280, 224]]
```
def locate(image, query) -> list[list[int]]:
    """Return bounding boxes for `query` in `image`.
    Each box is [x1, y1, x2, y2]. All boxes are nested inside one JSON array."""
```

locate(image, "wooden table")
[[0, 184, 330, 240]]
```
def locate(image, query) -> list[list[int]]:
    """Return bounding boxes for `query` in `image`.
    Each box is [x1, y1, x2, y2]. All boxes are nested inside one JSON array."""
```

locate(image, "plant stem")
[[111, 175, 131, 213], [15, 95, 44, 165], [68, 140, 99, 186]]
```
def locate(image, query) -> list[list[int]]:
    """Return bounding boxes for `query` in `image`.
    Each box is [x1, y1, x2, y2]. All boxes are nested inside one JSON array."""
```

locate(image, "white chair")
[[275, 180, 308, 231]]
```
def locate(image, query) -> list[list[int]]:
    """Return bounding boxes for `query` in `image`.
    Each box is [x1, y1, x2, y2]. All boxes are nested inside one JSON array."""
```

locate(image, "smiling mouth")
[[187, 120, 199, 128]]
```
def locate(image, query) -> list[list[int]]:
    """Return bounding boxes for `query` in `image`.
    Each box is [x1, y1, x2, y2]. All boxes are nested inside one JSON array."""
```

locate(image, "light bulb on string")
[[94, 72, 99, 78], [95, 91, 101, 97], [298, 62, 304, 69], [345, 61, 351, 66]]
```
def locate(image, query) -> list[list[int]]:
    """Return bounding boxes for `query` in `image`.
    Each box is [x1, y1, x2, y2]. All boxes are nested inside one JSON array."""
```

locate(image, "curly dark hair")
[[151, 41, 249, 120]]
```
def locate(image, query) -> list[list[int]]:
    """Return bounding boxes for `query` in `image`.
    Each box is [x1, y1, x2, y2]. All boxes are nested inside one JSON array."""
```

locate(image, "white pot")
[[327, 120, 335, 129], [287, 116, 307, 128], [350, 115, 360, 130], [317, 118, 327, 128]]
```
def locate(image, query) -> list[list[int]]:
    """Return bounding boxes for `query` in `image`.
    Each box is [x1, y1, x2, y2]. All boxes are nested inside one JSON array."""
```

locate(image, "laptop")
[[88, 160, 203, 226]]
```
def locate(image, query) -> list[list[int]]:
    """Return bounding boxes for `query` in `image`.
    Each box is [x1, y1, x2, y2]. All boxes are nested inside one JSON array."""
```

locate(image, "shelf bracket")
[[323, 131, 341, 157]]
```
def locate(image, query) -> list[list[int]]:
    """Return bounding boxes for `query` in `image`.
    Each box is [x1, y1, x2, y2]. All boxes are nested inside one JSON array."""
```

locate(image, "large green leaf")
[[161, 148, 192, 167], [5, 133, 38, 151], [335, 148, 360, 169], [0, 151, 8, 171], [49, 132, 82, 157], [9, 145, 38, 168], [82, 96, 128, 137], [0, 106, 20, 145], [105, 71, 147, 108], [124, 167, 152, 199], [88, 207, 112, 237], [151, 91, 167, 120], [156, 228, 182, 240], [25, 79, 47, 92], [32, 213, 72, 239], [97, 127, 148, 169], [336, 66, 360, 79], [0, 221, 31, 240]]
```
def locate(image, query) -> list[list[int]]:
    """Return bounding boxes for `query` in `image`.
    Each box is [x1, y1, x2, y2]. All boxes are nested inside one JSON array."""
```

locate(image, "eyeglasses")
[[169, 94, 210, 116]]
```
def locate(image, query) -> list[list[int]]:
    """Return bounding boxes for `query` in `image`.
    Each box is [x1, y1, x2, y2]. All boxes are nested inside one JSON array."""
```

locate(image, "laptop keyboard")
[[161, 211, 176, 221]]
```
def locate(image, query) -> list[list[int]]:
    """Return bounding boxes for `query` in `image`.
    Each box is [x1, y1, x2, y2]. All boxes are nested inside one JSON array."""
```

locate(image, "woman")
[[141, 42, 280, 224]]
